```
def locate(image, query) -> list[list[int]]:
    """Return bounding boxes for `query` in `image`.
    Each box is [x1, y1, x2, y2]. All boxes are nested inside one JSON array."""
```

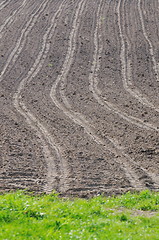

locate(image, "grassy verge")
[[0, 190, 159, 239]]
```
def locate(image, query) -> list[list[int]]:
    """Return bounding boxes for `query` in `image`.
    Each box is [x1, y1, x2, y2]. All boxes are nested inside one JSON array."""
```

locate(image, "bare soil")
[[0, 0, 159, 197]]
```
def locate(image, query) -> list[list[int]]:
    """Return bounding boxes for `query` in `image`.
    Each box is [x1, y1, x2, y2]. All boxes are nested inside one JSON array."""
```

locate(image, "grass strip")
[[0, 190, 159, 239]]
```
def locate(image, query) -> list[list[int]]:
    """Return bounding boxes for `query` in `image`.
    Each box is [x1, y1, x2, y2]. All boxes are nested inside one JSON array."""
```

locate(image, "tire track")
[[138, 0, 159, 82], [0, 1, 6, 8], [153, 0, 159, 40], [89, 0, 159, 190], [89, 0, 159, 132], [1, 0, 158, 194], [0, 0, 49, 82], [89, 0, 159, 189], [0, 0, 27, 40], [117, 0, 159, 112], [50, 0, 155, 190], [122, 1, 159, 113], [90, 0, 159, 188], [13, 0, 69, 193], [0, 0, 12, 11], [123, 0, 159, 112]]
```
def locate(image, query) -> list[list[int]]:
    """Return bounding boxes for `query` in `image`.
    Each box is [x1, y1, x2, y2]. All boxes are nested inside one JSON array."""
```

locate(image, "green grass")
[[0, 190, 159, 239]]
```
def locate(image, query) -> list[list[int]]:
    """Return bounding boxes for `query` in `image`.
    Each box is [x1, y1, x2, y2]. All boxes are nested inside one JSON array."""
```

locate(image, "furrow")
[[117, 0, 159, 112], [138, 0, 159, 82], [49, 0, 147, 189], [13, 0, 68, 193], [89, 0, 159, 189], [0, 0, 49, 82], [0, 0, 28, 40]]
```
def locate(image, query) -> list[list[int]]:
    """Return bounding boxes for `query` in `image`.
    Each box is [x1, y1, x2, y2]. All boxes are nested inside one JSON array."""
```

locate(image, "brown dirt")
[[0, 0, 159, 197]]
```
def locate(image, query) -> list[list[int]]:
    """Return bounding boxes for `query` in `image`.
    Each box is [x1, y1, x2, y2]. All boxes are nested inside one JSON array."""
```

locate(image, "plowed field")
[[0, 0, 159, 197]]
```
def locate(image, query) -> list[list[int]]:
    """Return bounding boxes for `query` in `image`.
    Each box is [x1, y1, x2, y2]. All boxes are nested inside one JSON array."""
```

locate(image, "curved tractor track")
[[0, 0, 159, 197]]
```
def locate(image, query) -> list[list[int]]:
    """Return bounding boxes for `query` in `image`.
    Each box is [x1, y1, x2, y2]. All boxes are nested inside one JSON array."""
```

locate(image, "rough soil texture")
[[0, 0, 159, 197]]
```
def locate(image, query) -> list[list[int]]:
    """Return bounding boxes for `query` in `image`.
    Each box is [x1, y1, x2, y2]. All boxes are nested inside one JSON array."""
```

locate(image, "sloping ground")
[[0, 0, 159, 197]]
